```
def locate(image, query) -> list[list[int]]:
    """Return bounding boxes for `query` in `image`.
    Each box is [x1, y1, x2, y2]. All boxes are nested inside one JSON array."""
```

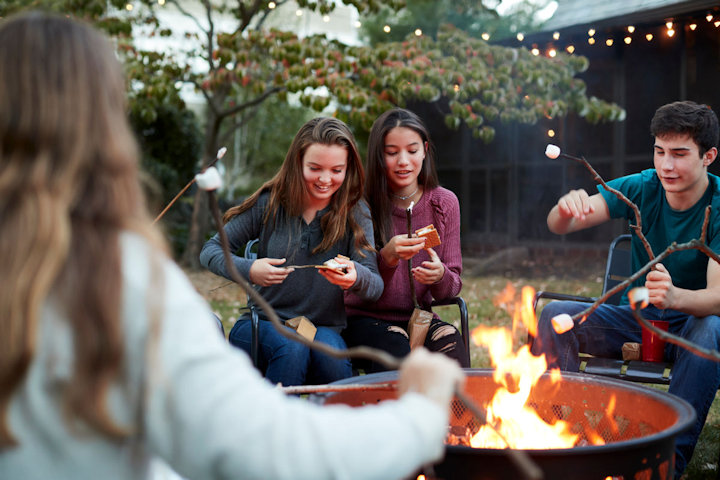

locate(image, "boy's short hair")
[[650, 101, 720, 156]]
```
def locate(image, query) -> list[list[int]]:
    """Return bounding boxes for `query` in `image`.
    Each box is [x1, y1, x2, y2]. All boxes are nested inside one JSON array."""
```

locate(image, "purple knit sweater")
[[345, 186, 462, 322]]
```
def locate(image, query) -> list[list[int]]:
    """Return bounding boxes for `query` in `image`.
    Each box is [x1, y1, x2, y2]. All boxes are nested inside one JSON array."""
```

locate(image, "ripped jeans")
[[342, 315, 470, 372]]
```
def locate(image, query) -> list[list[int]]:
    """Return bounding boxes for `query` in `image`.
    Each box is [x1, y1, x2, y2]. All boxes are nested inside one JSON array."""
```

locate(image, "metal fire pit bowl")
[[312, 369, 695, 480]]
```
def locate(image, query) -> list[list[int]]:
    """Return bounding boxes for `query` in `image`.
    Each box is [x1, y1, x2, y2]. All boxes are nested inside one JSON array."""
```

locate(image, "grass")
[[192, 266, 720, 479]]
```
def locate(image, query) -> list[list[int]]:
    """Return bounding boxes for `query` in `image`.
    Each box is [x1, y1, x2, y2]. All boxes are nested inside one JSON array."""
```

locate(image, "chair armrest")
[[533, 290, 597, 311]]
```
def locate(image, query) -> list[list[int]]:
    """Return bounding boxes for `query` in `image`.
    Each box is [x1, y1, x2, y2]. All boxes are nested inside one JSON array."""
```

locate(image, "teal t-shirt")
[[598, 169, 720, 304]]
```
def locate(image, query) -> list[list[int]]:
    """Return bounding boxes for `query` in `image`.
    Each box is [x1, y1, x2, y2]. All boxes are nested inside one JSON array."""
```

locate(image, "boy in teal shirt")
[[531, 101, 720, 478]]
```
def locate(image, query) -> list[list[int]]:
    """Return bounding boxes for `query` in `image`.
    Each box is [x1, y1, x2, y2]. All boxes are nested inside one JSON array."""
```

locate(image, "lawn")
[[189, 261, 720, 479]]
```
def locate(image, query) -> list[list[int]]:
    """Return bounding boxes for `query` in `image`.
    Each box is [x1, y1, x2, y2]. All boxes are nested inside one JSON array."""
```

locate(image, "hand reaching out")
[[557, 189, 595, 221], [249, 257, 294, 286], [398, 347, 465, 410], [412, 248, 445, 285]]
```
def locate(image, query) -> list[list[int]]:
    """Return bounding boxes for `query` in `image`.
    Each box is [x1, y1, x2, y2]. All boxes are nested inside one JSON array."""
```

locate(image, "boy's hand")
[[645, 263, 676, 309], [557, 189, 595, 221]]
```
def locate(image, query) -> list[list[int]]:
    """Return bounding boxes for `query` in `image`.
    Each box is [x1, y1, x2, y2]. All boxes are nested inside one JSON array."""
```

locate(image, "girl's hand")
[[249, 258, 294, 286], [318, 255, 357, 290], [411, 248, 445, 285], [380, 234, 426, 267]]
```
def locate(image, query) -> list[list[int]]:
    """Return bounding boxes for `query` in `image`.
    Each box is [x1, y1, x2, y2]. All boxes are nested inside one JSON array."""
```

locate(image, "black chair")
[[242, 238, 471, 368], [532, 234, 673, 385]]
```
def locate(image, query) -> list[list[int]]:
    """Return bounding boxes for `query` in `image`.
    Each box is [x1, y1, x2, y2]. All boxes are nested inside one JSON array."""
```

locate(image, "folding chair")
[[242, 238, 471, 368], [532, 234, 673, 385]]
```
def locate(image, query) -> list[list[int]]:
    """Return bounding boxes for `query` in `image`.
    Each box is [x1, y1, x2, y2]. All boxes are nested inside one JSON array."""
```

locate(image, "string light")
[[624, 36, 632, 44], [707, 13, 714, 22], [453, 84, 460, 92], [548, 48, 557, 57], [517, 33, 525, 41], [588, 37, 596, 45], [689, 23, 697, 30], [715, 20, 720, 28], [548, 129, 556, 138], [606, 38, 614, 46], [414, 28, 422, 36], [665, 21, 673, 29], [566, 45, 575, 54], [531, 47, 540, 55], [646, 33, 653, 41], [667, 28, 675, 37], [553, 31, 560, 40], [481, 32, 490, 41], [322, 15, 330, 22], [125, 3, 133, 10], [354, 20, 361, 28], [295, 9, 302, 16], [383, 25, 391, 33], [157, 0, 165, 5], [588, 28, 596, 36], [627, 26, 635, 33], [268, 1, 276, 8]]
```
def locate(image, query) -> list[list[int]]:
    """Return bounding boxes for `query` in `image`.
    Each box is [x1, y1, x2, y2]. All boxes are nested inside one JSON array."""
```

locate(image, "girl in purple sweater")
[[344, 108, 468, 371]]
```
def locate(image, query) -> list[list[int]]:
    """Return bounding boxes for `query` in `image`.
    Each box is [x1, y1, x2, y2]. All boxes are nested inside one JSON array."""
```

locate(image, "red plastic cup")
[[641, 320, 669, 362]]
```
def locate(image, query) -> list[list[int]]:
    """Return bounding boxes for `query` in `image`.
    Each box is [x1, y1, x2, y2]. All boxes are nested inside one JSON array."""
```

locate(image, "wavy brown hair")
[[365, 108, 439, 246], [0, 12, 163, 446], [224, 116, 372, 255]]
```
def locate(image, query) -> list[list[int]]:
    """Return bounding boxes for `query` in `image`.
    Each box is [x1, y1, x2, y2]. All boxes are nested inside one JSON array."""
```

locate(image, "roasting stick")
[[202, 188, 543, 480], [153, 146, 228, 224]]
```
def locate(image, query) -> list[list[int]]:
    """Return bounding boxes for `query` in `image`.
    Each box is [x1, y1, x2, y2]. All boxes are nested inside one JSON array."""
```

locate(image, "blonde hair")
[[0, 12, 164, 445]]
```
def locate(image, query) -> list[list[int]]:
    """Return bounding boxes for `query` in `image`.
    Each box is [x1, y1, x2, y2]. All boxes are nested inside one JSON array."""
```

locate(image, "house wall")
[[429, 9, 720, 255]]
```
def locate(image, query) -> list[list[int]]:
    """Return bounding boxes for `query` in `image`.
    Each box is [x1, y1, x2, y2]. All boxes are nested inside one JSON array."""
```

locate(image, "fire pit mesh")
[[448, 372, 679, 446]]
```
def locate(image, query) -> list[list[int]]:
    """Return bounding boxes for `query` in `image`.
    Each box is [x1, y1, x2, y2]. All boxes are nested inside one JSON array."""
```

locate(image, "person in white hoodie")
[[0, 11, 464, 480]]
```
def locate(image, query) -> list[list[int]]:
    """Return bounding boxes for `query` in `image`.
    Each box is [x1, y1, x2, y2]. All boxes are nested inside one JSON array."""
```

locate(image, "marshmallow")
[[628, 287, 649, 309], [551, 313, 574, 334], [545, 144, 561, 159], [216, 146, 228, 159], [195, 166, 223, 191]]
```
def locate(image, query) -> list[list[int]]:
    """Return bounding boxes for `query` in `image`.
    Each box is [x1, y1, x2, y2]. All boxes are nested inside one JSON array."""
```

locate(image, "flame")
[[470, 285, 579, 449]]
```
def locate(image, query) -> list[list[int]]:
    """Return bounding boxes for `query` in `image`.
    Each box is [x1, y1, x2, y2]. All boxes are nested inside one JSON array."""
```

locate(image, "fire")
[[470, 284, 580, 449]]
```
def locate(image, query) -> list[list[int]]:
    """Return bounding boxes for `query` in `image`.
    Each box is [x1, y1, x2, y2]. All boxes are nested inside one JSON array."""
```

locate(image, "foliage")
[[360, 0, 553, 45], [0, 0, 624, 266]]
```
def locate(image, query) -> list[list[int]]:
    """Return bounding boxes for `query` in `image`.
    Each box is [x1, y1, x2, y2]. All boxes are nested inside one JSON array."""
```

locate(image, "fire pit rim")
[[314, 368, 696, 454]]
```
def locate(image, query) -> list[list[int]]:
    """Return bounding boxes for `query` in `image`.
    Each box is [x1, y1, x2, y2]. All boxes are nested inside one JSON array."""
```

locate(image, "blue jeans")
[[228, 317, 352, 387], [531, 301, 720, 477]]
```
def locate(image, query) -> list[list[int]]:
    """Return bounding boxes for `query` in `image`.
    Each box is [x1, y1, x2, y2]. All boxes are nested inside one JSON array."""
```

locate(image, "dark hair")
[[650, 101, 720, 156], [365, 108, 439, 245], [224, 116, 371, 254]]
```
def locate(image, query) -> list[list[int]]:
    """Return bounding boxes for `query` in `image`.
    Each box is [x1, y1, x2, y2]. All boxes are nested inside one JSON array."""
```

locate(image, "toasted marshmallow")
[[195, 166, 223, 191], [628, 287, 649, 309], [545, 144, 561, 159], [551, 313, 574, 334]]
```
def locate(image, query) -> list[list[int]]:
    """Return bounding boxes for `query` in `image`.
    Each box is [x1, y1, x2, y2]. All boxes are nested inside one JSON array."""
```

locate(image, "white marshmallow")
[[195, 166, 223, 191], [545, 144, 561, 159], [216, 146, 228, 159], [628, 287, 649, 309], [551, 313, 574, 334]]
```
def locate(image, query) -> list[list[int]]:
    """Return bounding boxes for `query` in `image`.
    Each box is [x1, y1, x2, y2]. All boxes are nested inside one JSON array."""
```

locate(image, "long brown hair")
[[365, 108, 439, 246], [0, 12, 163, 446], [224, 116, 372, 254]]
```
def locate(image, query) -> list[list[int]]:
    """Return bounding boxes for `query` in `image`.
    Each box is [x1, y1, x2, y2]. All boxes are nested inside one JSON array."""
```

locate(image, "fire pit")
[[312, 369, 695, 480]]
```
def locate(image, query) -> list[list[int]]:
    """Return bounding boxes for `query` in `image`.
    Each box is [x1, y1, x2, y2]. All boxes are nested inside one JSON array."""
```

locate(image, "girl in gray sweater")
[[201, 117, 383, 386]]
